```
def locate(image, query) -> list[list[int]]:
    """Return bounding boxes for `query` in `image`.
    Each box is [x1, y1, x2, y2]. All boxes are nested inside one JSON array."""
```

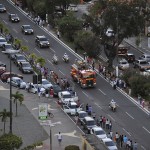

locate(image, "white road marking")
[[126, 112, 134, 119], [3, 20, 8, 24], [98, 88, 106, 95], [59, 70, 65, 75], [23, 37, 28, 43], [32, 107, 38, 110], [13, 28, 18, 33], [142, 126, 150, 134], [107, 114, 115, 122], [94, 102, 102, 109], [47, 59, 53, 65], [82, 91, 89, 97], [50, 48, 55, 53], [35, 48, 41, 54], [141, 145, 146, 150], [122, 128, 131, 136]]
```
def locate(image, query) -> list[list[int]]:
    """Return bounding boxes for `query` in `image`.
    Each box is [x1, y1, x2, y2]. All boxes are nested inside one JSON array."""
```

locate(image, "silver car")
[[42, 79, 53, 89], [0, 37, 7, 47]]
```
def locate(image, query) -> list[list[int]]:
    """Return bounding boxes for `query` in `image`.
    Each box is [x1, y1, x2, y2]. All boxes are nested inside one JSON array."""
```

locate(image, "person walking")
[[57, 132, 62, 146], [99, 116, 103, 127], [74, 115, 79, 124], [110, 131, 113, 139], [106, 119, 109, 129], [133, 142, 138, 150], [109, 120, 112, 131], [123, 135, 128, 148], [57, 30, 60, 38], [86, 103, 89, 112], [115, 132, 119, 144], [102, 116, 106, 128], [119, 135, 123, 148], [38, 87, 41, 99], [88, 105, 92, 116]]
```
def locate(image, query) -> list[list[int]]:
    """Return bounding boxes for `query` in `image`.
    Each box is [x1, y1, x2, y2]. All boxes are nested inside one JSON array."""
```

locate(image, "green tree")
[[36, 57, 46, 67], [14, 39, 22, 50], [21, 45, 29, 53], [0, 133, 22, 150], [12, 91, 24, 117], [57, 12, 82, 41], [0, 109, 10, 134]]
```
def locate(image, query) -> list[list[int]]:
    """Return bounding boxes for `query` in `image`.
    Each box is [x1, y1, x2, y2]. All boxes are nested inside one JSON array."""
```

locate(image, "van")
[[139, 53, 150, 62]]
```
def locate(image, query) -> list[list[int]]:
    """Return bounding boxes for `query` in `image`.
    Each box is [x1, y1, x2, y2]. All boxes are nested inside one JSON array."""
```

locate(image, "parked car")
[[42, 79, 53, 89], [7, 77, 26, 89], [0, 61, 6, 68], [0, 4, 6, 13], [21, 25, 34, 35], [101, 138, 118, 150], [1, 72, 23, 82], [76, 111, 88, 125], [2, 43, 14, 52], [118, 59, 129, 70], [133, 59, 150, 71], [35, 35, 50, 48], [124, 52, 135, 63], [14, 54, 27, 66], [90, 127, 107, 139], [0, 37, 7, 47], [82, 116, 97, 134], [19, 62, 33, 74], [9, 13, 20, 22], [140, 68, 150, 76], [139, 53, 150, 62], [52, 84, 62, 97]]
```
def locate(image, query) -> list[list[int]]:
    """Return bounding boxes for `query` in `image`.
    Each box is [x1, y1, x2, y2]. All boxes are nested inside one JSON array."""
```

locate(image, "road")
[[0, 0, 150, 149]]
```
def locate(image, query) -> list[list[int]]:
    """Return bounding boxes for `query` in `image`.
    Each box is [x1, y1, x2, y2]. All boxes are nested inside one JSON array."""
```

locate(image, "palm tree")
[[12, 91, 24, 117], [14, 38, 22, 50], [29, 53, 37, 66], [0, 109, 10, 134], [21, 45, 29, 54], [36, 57, 46, 67]]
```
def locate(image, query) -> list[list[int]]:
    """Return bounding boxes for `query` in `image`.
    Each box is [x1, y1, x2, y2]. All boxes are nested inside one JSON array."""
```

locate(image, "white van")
[[140, 53, 150, 62]]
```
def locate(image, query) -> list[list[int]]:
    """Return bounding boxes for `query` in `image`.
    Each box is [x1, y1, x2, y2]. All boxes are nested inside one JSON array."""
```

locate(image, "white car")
[[67, 4, 78, 12], [91, 127, 107, 139], [63, 102, 83, 115], [0, 37, 7, 47], [140, 68, 150, 76], [7, 77, 26, 89], [118, 59, 129, 70], [42, 79, 53, 89], [58, 91, 78, 104], [101, 138, 118, 150]]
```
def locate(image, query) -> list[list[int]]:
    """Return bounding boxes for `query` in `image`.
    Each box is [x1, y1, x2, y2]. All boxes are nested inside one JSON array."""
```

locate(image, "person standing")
[[115, 132, 119, 144], [102, 116, 106, 128], [57, 30, 60, 38], [109, 120, 112, 131], [38, 87, 41, 99], [88, 105, 92, 116], [119, 135, 123, 148], [86, 103, 89, 112], [123, 135, 128, 148], [106, 119, 109, 129], [133, 142, 138, 150], [57, 132, 62, 146]]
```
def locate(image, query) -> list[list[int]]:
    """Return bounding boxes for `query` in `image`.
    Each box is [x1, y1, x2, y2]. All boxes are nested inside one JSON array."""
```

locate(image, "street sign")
[[39, 103, 48, 120]]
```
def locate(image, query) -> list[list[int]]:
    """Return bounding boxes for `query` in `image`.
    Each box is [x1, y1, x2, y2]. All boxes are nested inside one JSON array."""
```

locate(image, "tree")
[[57, 12, 82, 41], [12, 91, 24, 117], [0, 109, 10, 134], [21, 45, 29, 54], [0, 133, 22, 150], [88, 0, 146, 69], [36, 57, 46, 67], [14, 38, 22, 50]]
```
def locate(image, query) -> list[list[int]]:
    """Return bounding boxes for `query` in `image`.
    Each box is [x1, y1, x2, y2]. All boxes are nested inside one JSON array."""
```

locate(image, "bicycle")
[[48, 112, 54, 118]]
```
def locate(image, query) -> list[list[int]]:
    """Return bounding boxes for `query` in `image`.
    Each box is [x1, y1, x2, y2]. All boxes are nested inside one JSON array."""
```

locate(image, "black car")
[[0, 61, 6, 68], [19, 62, 33, 74], [35, 35, 50, 48], [53, 84, 62, 97], [21, 25, 34, 35], [76, 111, 88, 125], [9, 14, 20, 22], [14, 54, 27, 66], [2, 43, 14, 51], [0, 4, 6, 13]]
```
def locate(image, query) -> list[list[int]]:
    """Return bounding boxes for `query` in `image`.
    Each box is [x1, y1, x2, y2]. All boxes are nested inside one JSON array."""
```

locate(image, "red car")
[[1, 72, 23, 82]]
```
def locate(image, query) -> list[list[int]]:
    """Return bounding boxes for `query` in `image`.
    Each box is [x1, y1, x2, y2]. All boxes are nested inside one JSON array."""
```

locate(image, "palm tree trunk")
[[16, 101, 18, 116], [3, 121, 5, 134]]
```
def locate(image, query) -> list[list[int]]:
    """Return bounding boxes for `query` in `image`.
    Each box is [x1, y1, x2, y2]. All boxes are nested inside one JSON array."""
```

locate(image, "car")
[[0, 37, 7, 47], [0, 61, 6, 68], [1, 72, 23, 82], [133, 59, 150, 71], [101, 138, 118, 150], [140, 68, 150, 76], [90, 127, 107, 139], [82, 116, 97, 134], [0, 4, 6, 13], [67, 4, 78, 12], [9, 13, 20, 22], [118, 59, 129, 70], [14, 54, 27, 66], [42, 79, 53, 89], [139, 53, 150, 62], [124, 53, 135, 63], [76, 111, 88, 125], [21, 25, 34, 35], [2, 43, 14, 51], [52, 84, 62, 97], [7, 77, 26, 89], [63, 102, 83, 115], [58, 91, 78, 104], [19, 62, 33, 74], [35, 35, 50, 48]]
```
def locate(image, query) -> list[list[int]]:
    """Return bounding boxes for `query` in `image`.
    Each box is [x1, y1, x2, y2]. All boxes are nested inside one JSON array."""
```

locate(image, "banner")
[[39, 103, 48, 120]]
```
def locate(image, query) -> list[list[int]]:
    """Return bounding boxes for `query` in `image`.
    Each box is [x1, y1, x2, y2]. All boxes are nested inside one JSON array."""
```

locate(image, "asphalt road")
[[0, 0, 150, 149]]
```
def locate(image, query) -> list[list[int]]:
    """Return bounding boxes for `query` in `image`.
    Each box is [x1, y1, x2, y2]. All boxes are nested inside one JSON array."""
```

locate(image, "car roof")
[[36, 35, 46, 38], [102, 138, 112, 142], [12, 77, 22, 79], [22, 24, 31, 27], [78, 111, 87, 114], [92, 126, 103, 131], [84, 116, 94, 121], [61, 91, 71, 95], [15, 54, 24, 56], [21, 61, 29, 64], [69, 102, 77, 105]]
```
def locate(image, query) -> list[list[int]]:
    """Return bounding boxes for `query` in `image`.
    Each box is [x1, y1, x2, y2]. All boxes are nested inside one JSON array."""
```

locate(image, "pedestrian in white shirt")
[[57, 132, 62, 145]]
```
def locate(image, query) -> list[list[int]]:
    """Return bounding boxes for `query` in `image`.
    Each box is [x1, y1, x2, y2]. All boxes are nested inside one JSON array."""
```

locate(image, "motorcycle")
[[52, 55, 58, 64], [62, 55, 69, 63], [109, 102, 117, 112]]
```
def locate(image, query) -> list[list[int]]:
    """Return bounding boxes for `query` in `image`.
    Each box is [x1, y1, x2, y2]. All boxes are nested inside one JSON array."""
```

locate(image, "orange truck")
[[71, 60, 96, 88]]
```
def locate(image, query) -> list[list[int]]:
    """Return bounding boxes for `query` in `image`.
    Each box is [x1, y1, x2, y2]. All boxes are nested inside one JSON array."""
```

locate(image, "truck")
[[71, 60, 96, 88]]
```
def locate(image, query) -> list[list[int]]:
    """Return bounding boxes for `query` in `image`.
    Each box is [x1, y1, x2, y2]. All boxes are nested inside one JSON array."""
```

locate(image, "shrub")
[[65, 145, 80, 150]]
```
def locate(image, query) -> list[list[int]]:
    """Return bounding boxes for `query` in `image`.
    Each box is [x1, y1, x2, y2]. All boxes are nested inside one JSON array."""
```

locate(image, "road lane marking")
[[3, 20, 8, 24], [122, 128, 131, 136], [59, 70, 65, 75], [126, 112, 134, 119], [50, 48, 55, 53], [47, 59, 53, 65], [35, 48, 41, 54], [32, 107, 38, 110], [142, 126, 150, 134], [94, 102, 102, 109], [13, 28, 18, 33], [82, 91, 89, 97], [98, 89, 106, 95], [23, 37, 28, 43], [141, 145, 146, 150], [107, 114, 115, 122]]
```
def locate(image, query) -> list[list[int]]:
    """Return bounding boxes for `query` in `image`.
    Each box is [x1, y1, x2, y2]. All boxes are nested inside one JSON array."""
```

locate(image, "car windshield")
[[62, 94, 72, 98], [95, 130, 105, 135], [24, 25, 31, 29], [140, 61, 147, 64], [53, 85, 61, 91], [15, 79, 23, 83], [42, 80, 50, 85], [70, 105, 77, 109], [0, 4, 4, 8], [12, 14, 18, 17], [40, 37, 47, 41], [121, 62, 127, 64], [22, 63, 30, 67], [105, 141, 115, 147], [17, 56, 25, 60], [0, 38, 6, 42], [79, 113, 88, 118], [5, 44, 12, 49], [87, 120, 95, 126]]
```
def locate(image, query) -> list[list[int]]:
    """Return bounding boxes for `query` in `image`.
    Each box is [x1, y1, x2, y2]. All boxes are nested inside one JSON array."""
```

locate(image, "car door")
[[63, 105, 70, 113], [11, 78, 17, 87]]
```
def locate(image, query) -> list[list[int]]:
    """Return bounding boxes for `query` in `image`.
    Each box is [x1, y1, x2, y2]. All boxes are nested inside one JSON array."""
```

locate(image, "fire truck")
[[71, 60, 96, 88]]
